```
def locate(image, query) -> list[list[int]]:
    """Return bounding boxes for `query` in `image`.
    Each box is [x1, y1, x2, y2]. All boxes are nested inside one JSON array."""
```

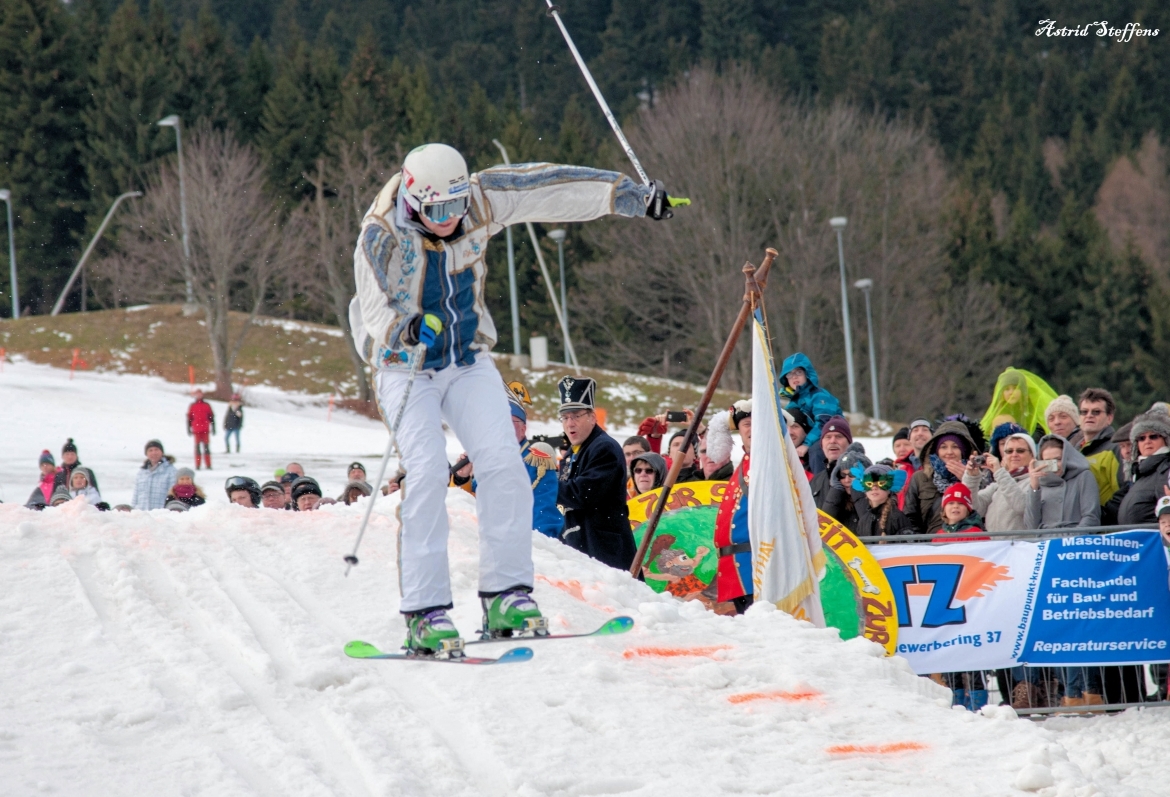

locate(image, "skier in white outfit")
[[352, 143, 680, 654]]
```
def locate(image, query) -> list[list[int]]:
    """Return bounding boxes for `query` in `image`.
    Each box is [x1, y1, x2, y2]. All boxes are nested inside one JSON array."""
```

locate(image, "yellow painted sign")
[[627, 480, 728, 528], [817, 511, 898, 656]]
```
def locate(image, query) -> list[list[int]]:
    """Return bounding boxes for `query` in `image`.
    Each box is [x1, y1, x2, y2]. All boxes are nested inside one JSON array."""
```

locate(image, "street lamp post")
[[490, 139, 523, 356], [547, 228, 569, 363], [0, 189, 16, 318], [829, 217, 858, 414], [157, 115, 196, 310], [52, 191, 142, 316], [854, 278, 880, 420]]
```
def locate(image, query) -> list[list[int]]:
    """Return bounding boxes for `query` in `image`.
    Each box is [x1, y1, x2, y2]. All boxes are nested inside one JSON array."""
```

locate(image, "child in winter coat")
[[167, 467, 207, 508], [28, 450, 58, 507], [68, 467, 103, 506], [779, 353, 843, 463], [936, 483, 990, 543], [849, 463, 914, 539]]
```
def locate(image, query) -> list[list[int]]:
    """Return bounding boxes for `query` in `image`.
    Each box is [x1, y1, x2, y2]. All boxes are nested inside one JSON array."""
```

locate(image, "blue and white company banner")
[[870, 532, 1170, 674], [1022, 532, 1170, 666]]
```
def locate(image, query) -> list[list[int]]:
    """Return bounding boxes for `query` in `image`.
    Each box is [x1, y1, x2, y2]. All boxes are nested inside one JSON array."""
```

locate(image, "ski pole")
[[344, 340, 428, 576], [543, 1, 650, 188]]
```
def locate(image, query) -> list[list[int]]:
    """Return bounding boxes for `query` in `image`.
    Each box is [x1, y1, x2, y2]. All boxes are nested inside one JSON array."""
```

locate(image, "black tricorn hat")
[[558, 376, 596, 413]]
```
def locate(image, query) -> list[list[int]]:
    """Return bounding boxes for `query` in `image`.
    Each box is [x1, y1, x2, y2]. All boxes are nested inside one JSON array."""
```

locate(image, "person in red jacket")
[[187, 389, 216, 470]]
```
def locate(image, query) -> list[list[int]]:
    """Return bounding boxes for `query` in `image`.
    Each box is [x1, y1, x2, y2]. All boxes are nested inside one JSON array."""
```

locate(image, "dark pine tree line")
[[0, 0, 1168, 415]]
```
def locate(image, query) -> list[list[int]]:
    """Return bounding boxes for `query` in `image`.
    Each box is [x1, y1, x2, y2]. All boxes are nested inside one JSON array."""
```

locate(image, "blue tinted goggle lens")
[[421, 197, 469, 223]]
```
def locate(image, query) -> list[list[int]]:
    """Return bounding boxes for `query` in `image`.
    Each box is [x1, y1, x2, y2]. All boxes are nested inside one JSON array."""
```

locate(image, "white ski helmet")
[[401, 143, 471, 224]]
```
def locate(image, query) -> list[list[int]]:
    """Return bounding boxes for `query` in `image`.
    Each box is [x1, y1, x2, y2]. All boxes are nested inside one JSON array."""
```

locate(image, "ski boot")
[[403, 608, 464, 658], [480, 589, 548, 640]]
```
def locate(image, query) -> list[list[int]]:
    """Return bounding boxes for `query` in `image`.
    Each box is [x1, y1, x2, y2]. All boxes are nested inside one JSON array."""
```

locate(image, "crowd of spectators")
[[14, 354, 1170, 710]]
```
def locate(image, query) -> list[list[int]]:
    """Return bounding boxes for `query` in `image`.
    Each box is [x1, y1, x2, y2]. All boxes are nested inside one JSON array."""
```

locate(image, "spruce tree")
[[236, 37, 273, 144], [81, 0, 180, 223], [0, 0, 87, 313], [332, 30, 397, 154], [176, 6, 240, 132], [257, 36, 341, 203]]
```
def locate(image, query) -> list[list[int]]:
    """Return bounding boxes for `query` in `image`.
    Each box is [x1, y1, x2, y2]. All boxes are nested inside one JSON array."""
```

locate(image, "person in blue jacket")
[[507, 388, 563, 539], [455, 384, 564, 540], [779, 352, 843, 462]]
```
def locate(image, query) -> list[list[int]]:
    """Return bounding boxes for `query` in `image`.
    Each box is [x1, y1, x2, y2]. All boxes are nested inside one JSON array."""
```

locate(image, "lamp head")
[[547, 229, 567, 243], [0, 189, 9, 201], [829, 217, 848, 230], [854, 278, 873, 291], [157, 115, 180, 128]]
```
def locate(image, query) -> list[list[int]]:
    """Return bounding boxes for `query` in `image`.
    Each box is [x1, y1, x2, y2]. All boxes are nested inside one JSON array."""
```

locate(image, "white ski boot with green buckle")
[[404, 608, 465, 657], [480, 589, 548, 639]]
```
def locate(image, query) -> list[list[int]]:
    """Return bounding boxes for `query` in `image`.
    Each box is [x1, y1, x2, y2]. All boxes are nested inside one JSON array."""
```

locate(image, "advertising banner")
[[870, 532, 1170, 674]]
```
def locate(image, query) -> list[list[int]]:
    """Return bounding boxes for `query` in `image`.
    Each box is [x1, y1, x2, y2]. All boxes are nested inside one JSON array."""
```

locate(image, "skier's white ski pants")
[[376, 356, 533, 612]]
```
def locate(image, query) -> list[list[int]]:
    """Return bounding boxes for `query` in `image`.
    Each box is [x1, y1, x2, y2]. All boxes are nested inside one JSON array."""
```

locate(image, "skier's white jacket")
[[352, 163, 650, 372]]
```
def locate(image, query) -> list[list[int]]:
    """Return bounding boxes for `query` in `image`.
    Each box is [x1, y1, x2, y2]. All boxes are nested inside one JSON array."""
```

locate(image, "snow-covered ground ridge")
[[0, 360, 1166, 796]]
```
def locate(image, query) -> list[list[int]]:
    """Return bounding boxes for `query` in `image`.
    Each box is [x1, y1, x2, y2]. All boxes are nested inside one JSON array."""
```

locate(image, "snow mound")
[[2, 490, 1149, 797]]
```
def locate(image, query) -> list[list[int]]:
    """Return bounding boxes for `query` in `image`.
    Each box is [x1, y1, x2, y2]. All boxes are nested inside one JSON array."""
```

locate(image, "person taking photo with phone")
[[1024, 435, 1101, 529]]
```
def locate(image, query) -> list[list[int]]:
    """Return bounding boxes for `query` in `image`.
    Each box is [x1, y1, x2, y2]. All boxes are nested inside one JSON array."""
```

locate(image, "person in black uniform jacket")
[[556, 376, 636, 570]]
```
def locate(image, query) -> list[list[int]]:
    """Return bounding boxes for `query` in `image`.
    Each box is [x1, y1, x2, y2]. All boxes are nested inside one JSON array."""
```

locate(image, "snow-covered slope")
[[1, 361, 1165, 796]]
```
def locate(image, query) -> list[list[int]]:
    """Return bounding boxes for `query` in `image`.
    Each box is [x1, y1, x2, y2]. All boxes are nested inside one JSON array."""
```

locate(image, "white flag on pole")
[[748, 308, 826, 625]]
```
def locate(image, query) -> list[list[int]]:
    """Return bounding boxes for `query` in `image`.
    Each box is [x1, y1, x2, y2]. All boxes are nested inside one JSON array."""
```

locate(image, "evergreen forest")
[[1, 0, 1169, 418]]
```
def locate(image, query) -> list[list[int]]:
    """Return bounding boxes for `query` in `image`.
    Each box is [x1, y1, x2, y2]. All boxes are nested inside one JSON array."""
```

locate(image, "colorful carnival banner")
[[629, 495, 897, 654], [870, 531, 1170, 674]]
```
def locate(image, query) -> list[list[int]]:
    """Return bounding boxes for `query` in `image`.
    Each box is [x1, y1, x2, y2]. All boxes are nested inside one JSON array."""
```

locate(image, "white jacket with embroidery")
[[352, 163, 650, 371]]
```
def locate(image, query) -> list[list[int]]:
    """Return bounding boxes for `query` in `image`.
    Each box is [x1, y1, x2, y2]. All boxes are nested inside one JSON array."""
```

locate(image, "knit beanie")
[[1045, 395, 1079, 427], [144, 439, 164, 454], [786, 405, 812, 433], [935, 433, 971, 460], [175, 467, 195, 481], [822, 416, 853, 444], [836, 442, 871, 475], [941, 482, 973, 510], [1005, 432, 1038, 457], [62, 438, 78, 455], [39, 450, 55, 466], [989, 422, 1026, 457], [50, 485, 73, 505], [893, 426, 910, 443]]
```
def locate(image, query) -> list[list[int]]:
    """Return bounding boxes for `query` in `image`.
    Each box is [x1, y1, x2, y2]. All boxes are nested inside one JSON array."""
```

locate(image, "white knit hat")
[[1045, 395, 1079, 427]]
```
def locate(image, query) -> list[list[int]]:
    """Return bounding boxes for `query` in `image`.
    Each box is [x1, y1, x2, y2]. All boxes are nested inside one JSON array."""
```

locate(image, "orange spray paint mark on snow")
[[728, 690, 821, 704], [826, 742, 928, 755], [535, 575, 615, 613], [622, 645, 731, 659]]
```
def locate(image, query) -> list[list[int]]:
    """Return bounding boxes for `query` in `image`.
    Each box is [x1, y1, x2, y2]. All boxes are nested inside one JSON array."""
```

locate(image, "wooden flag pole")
[[628, 248, 777, 578]]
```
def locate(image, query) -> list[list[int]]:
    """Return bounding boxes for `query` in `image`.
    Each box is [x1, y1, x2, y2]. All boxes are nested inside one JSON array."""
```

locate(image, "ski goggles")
[[859, 473, 896, 491], [225, 476, 256, 492], [420, 196, 470, 224]]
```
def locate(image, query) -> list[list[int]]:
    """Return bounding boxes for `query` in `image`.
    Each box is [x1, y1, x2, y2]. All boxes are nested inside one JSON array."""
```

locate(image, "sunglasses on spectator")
[[1002, 447, 1030, 455], [1079, 408, 1106, 416], [1136, 434, 1165, 443], [632, 467, 656, 475]]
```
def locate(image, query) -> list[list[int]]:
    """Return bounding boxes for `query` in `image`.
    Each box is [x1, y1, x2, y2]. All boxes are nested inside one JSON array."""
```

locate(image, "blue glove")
[[403, 314, 443, 348]]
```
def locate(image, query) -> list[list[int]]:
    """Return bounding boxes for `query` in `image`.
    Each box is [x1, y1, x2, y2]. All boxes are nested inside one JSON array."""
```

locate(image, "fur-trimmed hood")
[[1130, 411, 1170, 453]]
